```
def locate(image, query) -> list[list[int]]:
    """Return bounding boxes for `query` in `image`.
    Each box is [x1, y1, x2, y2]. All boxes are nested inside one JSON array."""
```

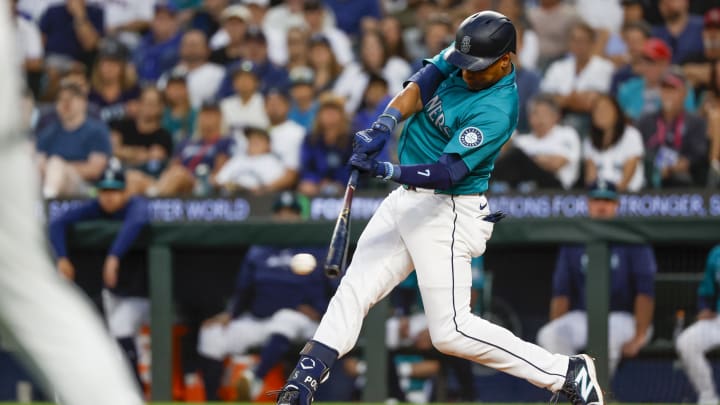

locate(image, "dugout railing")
[[64, 217, 720, 401]]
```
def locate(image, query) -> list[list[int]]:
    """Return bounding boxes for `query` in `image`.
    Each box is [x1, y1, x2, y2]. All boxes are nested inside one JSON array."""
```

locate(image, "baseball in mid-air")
[[290, 253, 317, 275]]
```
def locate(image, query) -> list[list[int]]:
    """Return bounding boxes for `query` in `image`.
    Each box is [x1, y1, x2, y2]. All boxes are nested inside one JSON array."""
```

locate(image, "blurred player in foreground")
[[276, 11, 604, 405], [49, 165, 150, 387], [676, 244, 720, 405], [537, 181, 656, 376], [197, 192, 336, 400], [0, 0, 143, 403]]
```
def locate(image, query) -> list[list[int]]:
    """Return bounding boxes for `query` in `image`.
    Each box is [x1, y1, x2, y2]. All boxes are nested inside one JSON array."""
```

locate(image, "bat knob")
[[325, 265, 340, 278]]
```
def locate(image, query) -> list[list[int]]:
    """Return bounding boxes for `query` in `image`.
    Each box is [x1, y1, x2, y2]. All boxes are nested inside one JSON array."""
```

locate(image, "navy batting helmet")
[[445, 11, 516, 71]]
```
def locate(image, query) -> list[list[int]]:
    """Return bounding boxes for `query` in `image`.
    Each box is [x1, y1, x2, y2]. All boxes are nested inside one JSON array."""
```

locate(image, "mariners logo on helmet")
[[459, 127, 483, 148], [461, 35, 472, 53]]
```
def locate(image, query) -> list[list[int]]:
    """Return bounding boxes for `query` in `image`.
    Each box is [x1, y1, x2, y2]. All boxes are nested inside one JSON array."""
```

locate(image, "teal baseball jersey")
[[397, 67, 519, 194], [698, 245, 720, 312]]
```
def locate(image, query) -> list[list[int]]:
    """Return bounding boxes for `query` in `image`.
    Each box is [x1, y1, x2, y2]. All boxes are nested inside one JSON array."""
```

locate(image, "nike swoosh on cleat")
[[417, 169, 430, 177]]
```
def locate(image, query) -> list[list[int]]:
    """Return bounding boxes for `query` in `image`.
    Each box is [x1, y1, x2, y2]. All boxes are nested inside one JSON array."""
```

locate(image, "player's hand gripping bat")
[[324, 169, 359, 278]]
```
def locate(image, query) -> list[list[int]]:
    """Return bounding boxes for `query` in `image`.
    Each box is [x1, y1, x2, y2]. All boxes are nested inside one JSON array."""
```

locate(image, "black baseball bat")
[[324, 169, 359, 278]]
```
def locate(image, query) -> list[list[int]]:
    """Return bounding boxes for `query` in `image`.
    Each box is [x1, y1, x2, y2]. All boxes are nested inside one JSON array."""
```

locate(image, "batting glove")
[[352, 107, 401, 157], [349, 153, 395, 181]]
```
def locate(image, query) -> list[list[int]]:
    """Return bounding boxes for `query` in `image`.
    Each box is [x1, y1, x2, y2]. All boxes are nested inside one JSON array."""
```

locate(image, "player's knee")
[[427, 329, 462, 356], [197, 326, 226, 360], [536, 324, 555, 349], [675, 329, 695, 355]]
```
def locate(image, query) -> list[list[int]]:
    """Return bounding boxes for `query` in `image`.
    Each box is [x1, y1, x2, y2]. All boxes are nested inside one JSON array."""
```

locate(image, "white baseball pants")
[[536, 310, 647, 376], [198, 309, 318, 360], [0, 1, 143, 403], [102, 290, 150, 338], [676, 317, 720, 405], [313, 186, 569, 392]]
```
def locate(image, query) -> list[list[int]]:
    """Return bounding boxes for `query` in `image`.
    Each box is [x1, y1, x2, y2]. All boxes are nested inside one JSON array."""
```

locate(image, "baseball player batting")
[[0, 0, 143, 403], [276, 11, 603, 405]]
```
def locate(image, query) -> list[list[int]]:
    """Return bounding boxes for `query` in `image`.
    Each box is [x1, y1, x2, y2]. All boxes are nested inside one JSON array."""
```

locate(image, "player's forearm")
[[108, 201, 149, 257], [549, 296, 569, 320], [387, 82, 424, 120], [633, 294, 654, 339]]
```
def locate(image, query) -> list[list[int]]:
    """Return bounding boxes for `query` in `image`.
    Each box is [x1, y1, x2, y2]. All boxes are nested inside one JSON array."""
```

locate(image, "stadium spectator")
[[351, 75, 393, 162], [88, 38, 141, 124], [36, 80, 111, 199], [111, 87, 173, 193], [140, 101, 234, 197], [49, 166, 150, 387], [133, 3, 182, 83], [494, 95, 581, 191], [618, 39, 698, 121], [604, 0, 649, 67], [263, 0, 306, 64], [652, 0, 704, 65], [379, 16, 410, 62], [264, 87, 307, 192], [409, 14, 453, 72], [101, 0, 153, 50], [216, 126, 285, 194], [323, 0, 381, 38], [219, 61, 270, 141], [197, 191, 334, 400], [308, 34, 346, 95], [514, 23, 543, 135], [675, 244, 720, 405], [215, 27, 290, 98], [297, 94, 351, 197], [576, 0, 624, 52], [208, 5, 250, 66], [285, 26, 310, 72], [497, 0, 540, 71], [638, 67, 709, 187], [584, 94, 646, 192], [683, 8, 720, 91], [537, 180, 656, 377], [11, 0, 43, 94], [527, 0, 578, 69], [540, 21, 615, 132], [188, 0, 228, 41], [165, 29, 225, 108], [700, 60, 720, 185], [39, 0, 103, 68], [334, 29, 411, 113], [160, 71, 197, 145], [301, 0, 353, 66], [609, 21, 652, 96], [287, 66, 319, 132]]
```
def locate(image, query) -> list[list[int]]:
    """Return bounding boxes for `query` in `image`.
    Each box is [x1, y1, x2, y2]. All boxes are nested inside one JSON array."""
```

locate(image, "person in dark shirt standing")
[[651, 0, 704, 65], [208, 5, 250, 66], [39, 0, 103, 68], [50, 166, 151, 388], [637, 67, 709, 187], [537, 181, 657, 377], [133, 3, 183, 84], [197, 192, 336, 401], [112, 87, 173, 194]]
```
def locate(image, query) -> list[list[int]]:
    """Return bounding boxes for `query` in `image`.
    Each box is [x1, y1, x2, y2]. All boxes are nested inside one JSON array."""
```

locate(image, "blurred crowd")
[[16, 0, 720, 199]]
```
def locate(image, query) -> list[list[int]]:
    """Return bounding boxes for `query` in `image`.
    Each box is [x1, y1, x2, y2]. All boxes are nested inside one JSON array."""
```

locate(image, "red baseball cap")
[[641, 38, 672, 62], [705, 8, 720, 29]]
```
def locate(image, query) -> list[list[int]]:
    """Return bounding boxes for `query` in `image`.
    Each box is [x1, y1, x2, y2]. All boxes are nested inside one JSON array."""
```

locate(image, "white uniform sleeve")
[[21, 19, 44, 59], [582, 137, 597, 162], [540, 61, 568, 95], [621, 126, 645, 159]]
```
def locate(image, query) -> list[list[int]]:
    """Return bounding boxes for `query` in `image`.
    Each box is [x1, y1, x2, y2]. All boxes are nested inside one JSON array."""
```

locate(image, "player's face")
[[588, 198, 619, 219], [461, 54, 511, 90], [98, 189, 128, 213]]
